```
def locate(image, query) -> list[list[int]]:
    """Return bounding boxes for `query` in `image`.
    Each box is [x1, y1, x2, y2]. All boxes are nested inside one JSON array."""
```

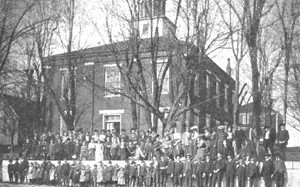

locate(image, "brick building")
[[45, 0, 235, 134]]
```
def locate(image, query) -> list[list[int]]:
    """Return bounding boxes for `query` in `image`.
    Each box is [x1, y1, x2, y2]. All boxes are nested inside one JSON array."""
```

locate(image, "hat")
[[190, 126, 198, 130], [217, 125, 225, 130], [279, 123, 286, 127], [264, 153, 271, 157], [264, 126, 270, 129], [186, 154, 192, 158]]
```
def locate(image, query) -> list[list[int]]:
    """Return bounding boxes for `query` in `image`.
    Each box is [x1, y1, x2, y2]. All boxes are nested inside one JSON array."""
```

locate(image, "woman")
[[95, 140, 104, 162], [194, 135, 206, 161]]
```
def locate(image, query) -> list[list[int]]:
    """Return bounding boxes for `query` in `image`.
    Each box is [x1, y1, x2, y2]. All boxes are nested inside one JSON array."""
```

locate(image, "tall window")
[[224, 84, 229, 111], [61, 69, 70, 99], [104, 115, 121, 135], [216, 80, 220, 107], [242, 115, 247, 124], [206, 114, 211, 128], [105, 66, 121, 96], [154, 62, 169, 94], [206, 74, 211, 100]]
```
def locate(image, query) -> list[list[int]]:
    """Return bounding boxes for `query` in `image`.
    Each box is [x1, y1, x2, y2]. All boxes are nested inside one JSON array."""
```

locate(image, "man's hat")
[[264, 153, 271, 157], [190, 126, 198, 131], [264, 126, 270, 129], [279, 123, 286, 127], [217, 125, 225, 130]]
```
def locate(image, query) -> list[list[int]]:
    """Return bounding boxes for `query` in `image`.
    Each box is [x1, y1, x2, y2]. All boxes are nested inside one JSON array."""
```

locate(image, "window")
[[206, 114, 211, 129], [61, 69, 70, 99], [224, 84, 229, 111], [60, 115, 66, 136], [216, 80, 220, 107], [103, 115, 121, 135], [247, 114, 252, 124], [154, 62, 169, 94], [206, 74, 211, 100], [105, 66, 121, 96], [242, 115, 247, 124], [142, 23, 149, 36]]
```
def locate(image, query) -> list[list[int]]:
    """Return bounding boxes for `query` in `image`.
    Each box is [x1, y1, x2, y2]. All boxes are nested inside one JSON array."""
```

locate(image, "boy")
[[193, 159, 204, 187], [246, 157, 258, 187], [138, 160, 147, 186], [212, 153, 225, 187], [129, 161, 137, 187], [235, 158, 246, 187], [225, 155, 236, 187], [183, 154, 193, 187], [8, 159, 14, 183], [171, 155, 183, 187], [202, 155, 213, 187]]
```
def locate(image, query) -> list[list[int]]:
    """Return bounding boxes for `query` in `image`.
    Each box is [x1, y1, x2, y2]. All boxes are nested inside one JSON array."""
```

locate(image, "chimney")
[[226, 58, 231, 77]]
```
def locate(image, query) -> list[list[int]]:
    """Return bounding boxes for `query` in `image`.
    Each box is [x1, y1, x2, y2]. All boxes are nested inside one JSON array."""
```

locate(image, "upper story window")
[[224, 84, 229, 111], [216, 80, 220, 107], [242, 115, 247, 124], [61, 68, 70, 99], [206, 74, 211, 100], [154, 61, 169, 94], [105, 65, 121, 97], [247, 114, 252, 124]]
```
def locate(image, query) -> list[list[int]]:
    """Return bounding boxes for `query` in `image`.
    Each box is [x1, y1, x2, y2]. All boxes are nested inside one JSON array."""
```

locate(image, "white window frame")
[[242, 115, 247, 124], [206, 74, 211, 100], [60, 114, 66, 136], [247, 114, 252, 124], [224, 84, 229, 111], [104, 64, 121, 97], [102, 114, 122, 132], [216, 80, 220, 107], [206, 114, 211, 129], [152, 59, 170, 95]]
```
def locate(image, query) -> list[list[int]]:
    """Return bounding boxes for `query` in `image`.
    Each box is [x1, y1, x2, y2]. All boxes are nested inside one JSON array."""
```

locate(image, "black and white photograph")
[[0, 0, 300, 186]]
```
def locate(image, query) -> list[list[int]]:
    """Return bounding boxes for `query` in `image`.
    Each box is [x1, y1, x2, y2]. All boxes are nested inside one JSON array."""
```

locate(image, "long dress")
[[117, 170, 125, 185], [95, 143, 104, 162], [97, 164, 103, 183], [194, 139, 206, 161]]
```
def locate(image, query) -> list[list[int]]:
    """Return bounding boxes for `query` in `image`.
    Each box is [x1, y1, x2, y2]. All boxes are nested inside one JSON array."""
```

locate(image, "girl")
[[79, 165, 86, 187], [27, 162, 34, 184], [80, 141, 88, 160], [119, 139, 128, 160], [49, 163, 56, 185], [117, 167, 125, 187]]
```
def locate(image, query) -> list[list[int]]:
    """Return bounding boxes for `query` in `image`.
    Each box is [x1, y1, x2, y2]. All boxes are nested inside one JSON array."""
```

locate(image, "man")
[[225, 155, 235, 187], [8, 159, 14, 183], [273, 154, 286, 187], [263, 126, 276, 156], [159, 155, 168, 187], [183, 154, 193, 187], [61, 159, 71, 187], [212, 152, 226, 187], [13, 158, 20, 183], [276, 123, 289, 160], [22, 138, 32, 158], [202, 154, 213, 187], [260, 154, 274, 187], [171, 155, 183, 187], [234, 126, 245, 155], [246, 157, 258, 187], [19, 157, 29, 184], [129, 161, 138, 187], [235, 158, 246, 187], [193, 158, 204, 187]]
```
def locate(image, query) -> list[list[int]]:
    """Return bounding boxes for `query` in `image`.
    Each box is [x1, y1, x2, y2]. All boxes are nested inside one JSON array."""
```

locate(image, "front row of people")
[[7, 153, 286, 187]]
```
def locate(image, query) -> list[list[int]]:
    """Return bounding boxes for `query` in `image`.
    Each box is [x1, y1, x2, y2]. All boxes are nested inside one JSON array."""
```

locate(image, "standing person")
[[8, 159, 14, 183], [152, 155, 160, 187], [215, 126, 228, 156], [13, 158, 20, 183], [92, 164, 98, 187], [137, 161, 147, 187], [234, 126, 245, 155], [212, 153, 226, 187], [19, 157, 29, 184], [202, 155, 213, 187], [61, 159, 71, 187], [111, 133, 120, 160], [235, 158, 246, 187], [158, 155, 168, 187], [117, 167, 126, 187], [183, 154, 193, 187], [225, 126, 234, 157], [193, 159, 204, 187], [171, 155, 183, 187], [129, 161, 137, 187], [246, 157, 258, 187], [182, 126, 191, 157], [273, 154, 286, 187], [225, 155, 235, 187], [276, 123, 289, 160], [55, 161, 62, 186], [263, 126, 276, 156], [260, 154, 274, 187]]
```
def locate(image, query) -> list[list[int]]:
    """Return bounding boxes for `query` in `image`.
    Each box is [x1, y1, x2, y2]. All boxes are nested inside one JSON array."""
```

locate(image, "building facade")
[[46, 0, 235, 134]]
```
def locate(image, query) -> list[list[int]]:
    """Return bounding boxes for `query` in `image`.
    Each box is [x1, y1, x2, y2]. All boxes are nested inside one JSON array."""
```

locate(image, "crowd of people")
[[6, 122, 289, 187]]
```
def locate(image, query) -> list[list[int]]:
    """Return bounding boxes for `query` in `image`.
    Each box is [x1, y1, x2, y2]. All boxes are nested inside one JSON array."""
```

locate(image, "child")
[[236, 158, 246, 187], [80, 141, 88, 160], [7, 159, 14, 183], [69, 162, 77, 187], [84, 165, 92, 187], [112, 164, 119, 186], [119, 140, 128, 160], [55, 161, 62, 186], [117, 167, 126, 187], [74, 165, 81, 187], [92, 164, 98, 187], [138, 160, 147, 186], [79, 165, 86, 187], [49, 163, 56, 185], [32, 162, 39, 184], [145, 163, 154, 187], [129, 161, 137, 187], [97, 162, 104, 187], [27, 162, 34, 184]]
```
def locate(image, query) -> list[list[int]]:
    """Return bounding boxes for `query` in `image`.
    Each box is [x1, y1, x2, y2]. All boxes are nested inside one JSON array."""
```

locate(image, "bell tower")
[[137, 0, 175, 38]]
